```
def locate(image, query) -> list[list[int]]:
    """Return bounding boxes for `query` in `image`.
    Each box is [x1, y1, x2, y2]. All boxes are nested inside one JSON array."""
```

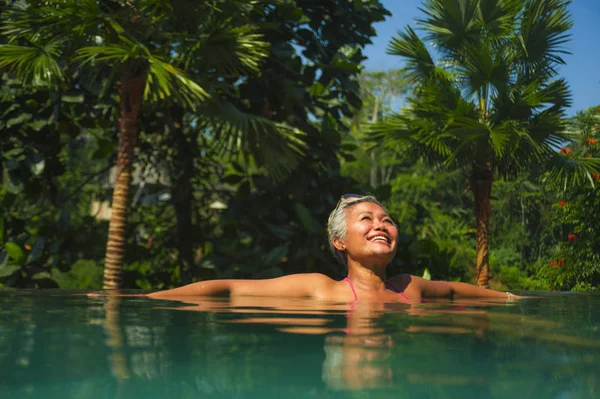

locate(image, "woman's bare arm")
[[147, 273, 333, 299], [147, 279, 232, 298], [412, 276, 514, 299]]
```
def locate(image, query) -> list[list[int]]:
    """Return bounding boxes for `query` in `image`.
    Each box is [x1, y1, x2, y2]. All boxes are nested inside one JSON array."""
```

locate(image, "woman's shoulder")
[[281, 273, 339, 298], [277, 272, 337, 286]]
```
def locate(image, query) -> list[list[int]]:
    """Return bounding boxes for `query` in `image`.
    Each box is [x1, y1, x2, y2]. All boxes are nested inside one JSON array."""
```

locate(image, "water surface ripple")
[[0, 290, 598, 398]]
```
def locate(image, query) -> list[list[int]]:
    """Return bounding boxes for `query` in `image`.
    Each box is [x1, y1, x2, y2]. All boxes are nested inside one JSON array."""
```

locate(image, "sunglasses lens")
[[342, 194, 361, 199]]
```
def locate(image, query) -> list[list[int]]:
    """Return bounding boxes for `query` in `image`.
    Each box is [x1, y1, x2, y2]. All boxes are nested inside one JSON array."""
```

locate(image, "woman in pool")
[[148, 194, 516, 301]]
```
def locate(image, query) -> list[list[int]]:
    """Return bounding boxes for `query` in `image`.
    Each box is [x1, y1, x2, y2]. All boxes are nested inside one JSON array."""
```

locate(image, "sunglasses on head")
[[341, 194, 362, 200]]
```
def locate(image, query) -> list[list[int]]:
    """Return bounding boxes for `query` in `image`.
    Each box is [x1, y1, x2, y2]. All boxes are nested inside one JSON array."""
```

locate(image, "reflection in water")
[[323, 333, 393, 390], [321, 301, 493, 391], [103, 294, 130, 380], [322, 302, 396, 390], [166, 297, 494, 391], [0, 291, 600, 398]]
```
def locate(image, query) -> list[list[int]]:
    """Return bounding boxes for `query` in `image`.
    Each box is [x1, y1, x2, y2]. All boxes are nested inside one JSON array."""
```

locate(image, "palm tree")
[[0, 0, 304, 288], [371, 0, 599, 287]]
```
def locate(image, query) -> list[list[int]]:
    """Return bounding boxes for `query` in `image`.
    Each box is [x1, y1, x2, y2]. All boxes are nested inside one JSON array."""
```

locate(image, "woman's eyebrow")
[[356, 211, 391, 218]]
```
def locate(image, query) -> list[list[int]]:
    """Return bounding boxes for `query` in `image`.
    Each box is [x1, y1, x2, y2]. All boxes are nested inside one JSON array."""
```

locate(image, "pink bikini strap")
[[386, 280, 410, 300], [344, 278, 410, 301], [343, 277, 358, 301]]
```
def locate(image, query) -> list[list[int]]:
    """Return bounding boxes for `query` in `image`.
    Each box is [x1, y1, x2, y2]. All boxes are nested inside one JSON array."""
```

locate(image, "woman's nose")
[[373, 220, 386, 230]]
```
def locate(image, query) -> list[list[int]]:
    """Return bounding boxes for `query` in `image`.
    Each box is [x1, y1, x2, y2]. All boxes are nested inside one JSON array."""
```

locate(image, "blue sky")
[[362, 0, 600, 116]]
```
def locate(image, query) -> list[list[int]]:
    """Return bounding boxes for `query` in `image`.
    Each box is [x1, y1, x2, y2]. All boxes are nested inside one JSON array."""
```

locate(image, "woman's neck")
[[346, 263, 388, 292]]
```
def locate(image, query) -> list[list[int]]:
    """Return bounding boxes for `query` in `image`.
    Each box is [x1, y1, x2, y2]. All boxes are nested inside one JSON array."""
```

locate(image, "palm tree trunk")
[[103, 73, 146, 289], [471, 163, 493, 288]]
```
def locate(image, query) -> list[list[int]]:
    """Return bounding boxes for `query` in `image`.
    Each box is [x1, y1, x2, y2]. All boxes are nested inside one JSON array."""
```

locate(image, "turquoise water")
[[0, 291, 599, 398]]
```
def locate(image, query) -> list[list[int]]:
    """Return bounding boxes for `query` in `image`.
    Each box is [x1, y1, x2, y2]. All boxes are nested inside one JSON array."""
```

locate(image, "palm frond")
[[76, 44, 141, 64], [76, 42, 209, 107], [567, 107, 600, 138], [386, 0, 576, 187], [138, 0, 173, 25], [417, 0, 481, 54], [60, 0, 117, 36], [457, 43, 511, 101], [0, 0, 35, 37], [493, 119, 551, 177], [181, 25, 270, 77], [538, 78, 572, 111], [365, 113, 411, 142], [387, 26, 442, 84], [0, 40, 64, 86], [477, 0, 521, 38], [2, 0, 117, 39], [515, 0, 573, 79], [527, 108, 570, 144], [542, 154, 600, 190], [146, 56, 210, 106], [197, 101, 306, 180]]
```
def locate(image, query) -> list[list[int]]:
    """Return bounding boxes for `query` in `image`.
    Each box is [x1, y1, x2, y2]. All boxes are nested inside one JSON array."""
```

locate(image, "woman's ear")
[[333, 238, 345, 251]]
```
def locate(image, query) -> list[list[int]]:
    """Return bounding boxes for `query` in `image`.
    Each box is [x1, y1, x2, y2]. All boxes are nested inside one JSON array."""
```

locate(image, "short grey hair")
[[327, 194, 386, 265]]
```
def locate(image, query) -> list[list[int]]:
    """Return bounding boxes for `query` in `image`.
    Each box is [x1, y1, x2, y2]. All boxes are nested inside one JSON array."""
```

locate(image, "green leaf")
[[146, 55, 210, 106], [32, 271, 51, 280], [422, 267, 431, 280], [61, 94, 84, 103], [310, 82, 327, 97], [0, 41, 65, 86], [4, 242, 25, 265], [3, 148, 25, 161], [26, 238, 45, 265], [294, 203, 320, 233], [386, 26, 437, 83], [201, 100, 306, 181], [7, 112, 32, 128], [2, 168, 24, 195], [28, 119, 49, 132], [0, 263, 20, 278], [29, 154, 45, 176], [185, 24, 270, 76]]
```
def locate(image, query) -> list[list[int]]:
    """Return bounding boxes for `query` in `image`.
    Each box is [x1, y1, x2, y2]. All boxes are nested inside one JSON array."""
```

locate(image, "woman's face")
[[337, 202, 398, 265]]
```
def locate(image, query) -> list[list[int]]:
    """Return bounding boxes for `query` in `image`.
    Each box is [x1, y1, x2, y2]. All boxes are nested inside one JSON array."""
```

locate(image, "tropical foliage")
[[369, 0, 600, 287], [0, 0, 598, 293]]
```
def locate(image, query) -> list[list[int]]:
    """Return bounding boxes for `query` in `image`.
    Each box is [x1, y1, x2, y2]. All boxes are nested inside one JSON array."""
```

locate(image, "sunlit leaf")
[[4, 242, 24, 266]]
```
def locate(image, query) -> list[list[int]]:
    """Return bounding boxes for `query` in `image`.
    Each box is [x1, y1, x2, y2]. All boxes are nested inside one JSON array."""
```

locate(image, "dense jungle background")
[[1, 0, 599, 292]]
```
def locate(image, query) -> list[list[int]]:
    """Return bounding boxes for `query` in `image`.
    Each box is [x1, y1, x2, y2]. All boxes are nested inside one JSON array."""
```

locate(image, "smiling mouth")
[[368, 235, 390, 244]]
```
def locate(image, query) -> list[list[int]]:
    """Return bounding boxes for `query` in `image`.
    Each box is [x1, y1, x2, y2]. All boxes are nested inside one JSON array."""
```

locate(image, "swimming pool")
[[0, 291, 598, 398]]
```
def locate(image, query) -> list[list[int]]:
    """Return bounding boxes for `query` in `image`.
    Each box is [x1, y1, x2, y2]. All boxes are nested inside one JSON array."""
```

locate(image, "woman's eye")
[[384, 219, 393, 224], [360, 216, 371, 221]]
